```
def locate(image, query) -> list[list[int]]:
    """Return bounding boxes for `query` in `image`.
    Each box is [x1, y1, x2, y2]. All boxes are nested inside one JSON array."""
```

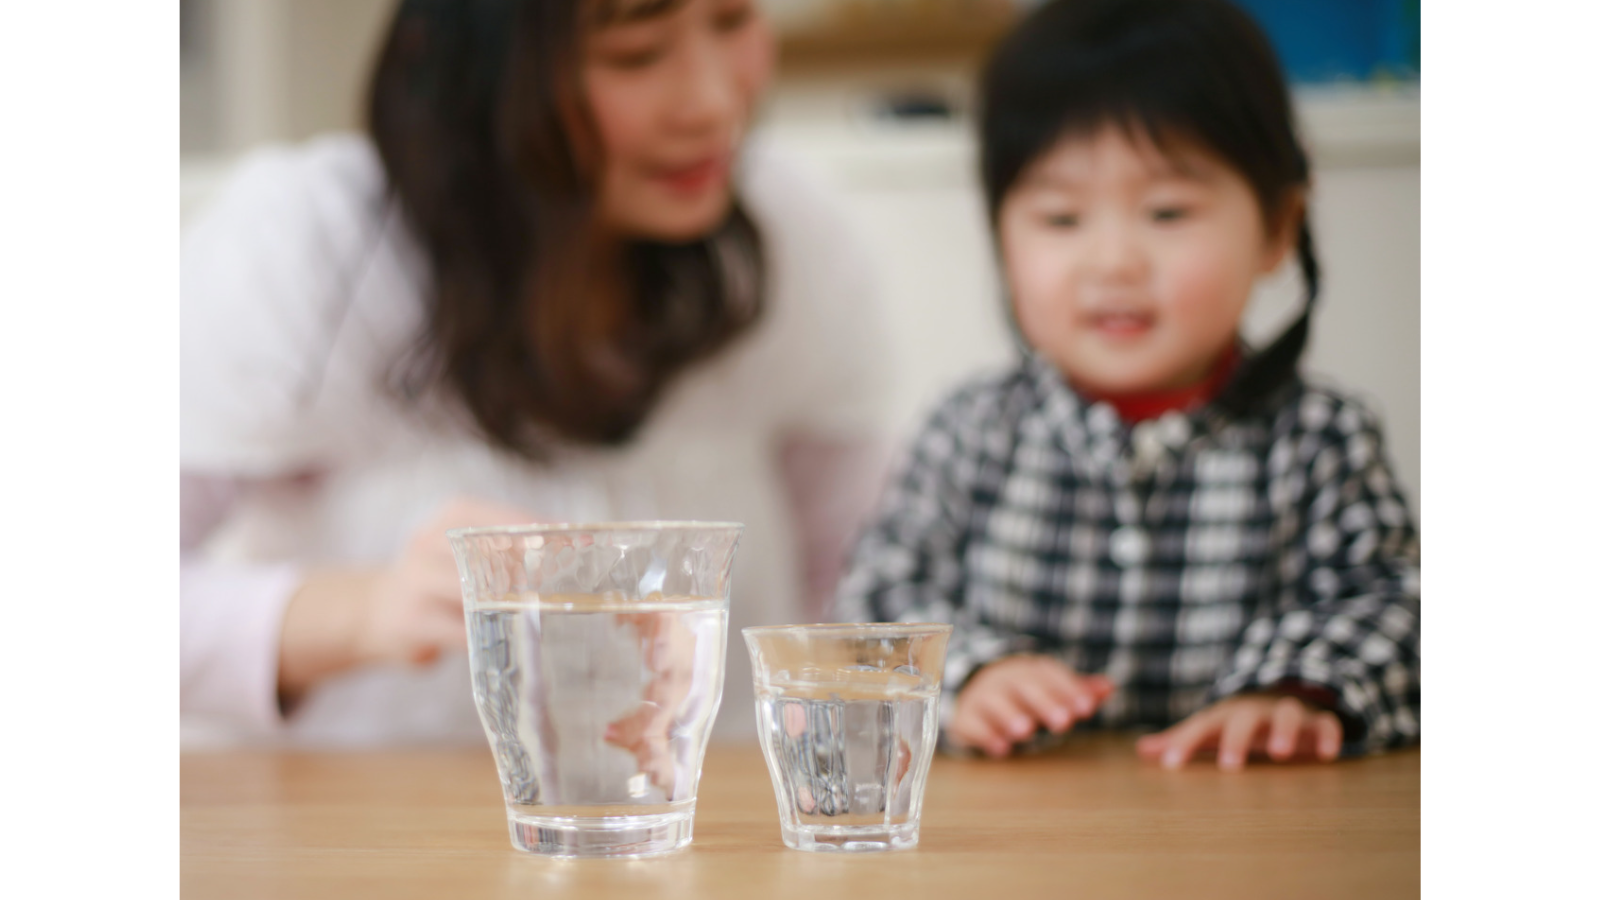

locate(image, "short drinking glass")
[[449, 522, 743, 858], [743, 623, 952, 852]]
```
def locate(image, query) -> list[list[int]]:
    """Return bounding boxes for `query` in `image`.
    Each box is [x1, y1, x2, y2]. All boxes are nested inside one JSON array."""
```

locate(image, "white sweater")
[[180, 133, 891, 747]]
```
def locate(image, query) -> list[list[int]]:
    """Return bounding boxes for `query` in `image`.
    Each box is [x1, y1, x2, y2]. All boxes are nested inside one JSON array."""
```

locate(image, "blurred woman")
[[181, 0, 890, 745]]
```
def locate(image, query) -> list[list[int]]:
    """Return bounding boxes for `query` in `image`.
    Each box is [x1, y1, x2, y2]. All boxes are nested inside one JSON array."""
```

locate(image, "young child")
[[835, 0, 1419, 769]]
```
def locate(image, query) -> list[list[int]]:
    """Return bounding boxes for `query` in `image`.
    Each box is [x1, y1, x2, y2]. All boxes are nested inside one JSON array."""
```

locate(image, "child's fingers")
[[1216, 705, 1267, 771], [1154, 713, 1220, 769], [1066, 673, 1116, 716], [1060, 681, 1102, 718], [952, 689, 1028, 757], [968, 715, 1015, 759], [1012, 679, 1074, 733], [949, 705, 1006, 757], [1134, 731, 1168, 760], [952, 658, 1121, 758], [1311, 711, 1343, 761], [1082, 673, 1117, 700], [1266, 697, 1305, 761], [1034, 663, 1101, 718], [976, 689, 1039, 745]]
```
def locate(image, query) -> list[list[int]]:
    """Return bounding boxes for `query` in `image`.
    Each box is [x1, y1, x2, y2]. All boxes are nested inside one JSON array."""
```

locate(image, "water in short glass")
[[448, 522, 743, 858], [743, 623, 952, 852]]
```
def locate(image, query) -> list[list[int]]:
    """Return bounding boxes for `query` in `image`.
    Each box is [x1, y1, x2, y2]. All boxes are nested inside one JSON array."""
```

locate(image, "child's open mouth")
[[1087, 310, 1155, 338]]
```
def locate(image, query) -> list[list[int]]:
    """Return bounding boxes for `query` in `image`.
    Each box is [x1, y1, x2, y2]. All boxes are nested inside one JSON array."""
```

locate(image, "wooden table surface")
[[182, 734, 1419, 899]]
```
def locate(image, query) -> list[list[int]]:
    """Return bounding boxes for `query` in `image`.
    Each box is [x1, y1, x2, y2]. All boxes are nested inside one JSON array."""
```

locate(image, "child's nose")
[[1086, 219, 1149, 282]]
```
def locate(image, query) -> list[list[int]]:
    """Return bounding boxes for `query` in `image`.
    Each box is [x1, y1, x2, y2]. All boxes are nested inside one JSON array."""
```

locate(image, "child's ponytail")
[[1216, 218, 1321, 416]]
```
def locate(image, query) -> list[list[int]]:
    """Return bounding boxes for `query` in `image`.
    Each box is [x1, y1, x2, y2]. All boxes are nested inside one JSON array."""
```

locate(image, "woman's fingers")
[[605, 709, 642, 746], [420, 562, 466, 606], [410, 604, 469, 664], [349, 496, 540, 671]]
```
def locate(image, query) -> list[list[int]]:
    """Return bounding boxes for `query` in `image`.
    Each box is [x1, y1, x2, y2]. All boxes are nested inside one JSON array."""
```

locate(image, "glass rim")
[[446, 520, 745, 540], [742, 622, 953, 639]]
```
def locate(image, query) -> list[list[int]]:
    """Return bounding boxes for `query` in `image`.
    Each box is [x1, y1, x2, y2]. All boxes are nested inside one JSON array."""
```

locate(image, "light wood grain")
[[182, 734, 1418, 899]]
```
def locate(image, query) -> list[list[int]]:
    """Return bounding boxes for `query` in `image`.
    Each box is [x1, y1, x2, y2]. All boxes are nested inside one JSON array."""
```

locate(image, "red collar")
[[1077, 346, 1240, 423]]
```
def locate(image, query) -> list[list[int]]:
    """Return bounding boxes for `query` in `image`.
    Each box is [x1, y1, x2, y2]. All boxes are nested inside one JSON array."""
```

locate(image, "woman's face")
[[581, 0, 774, 242]]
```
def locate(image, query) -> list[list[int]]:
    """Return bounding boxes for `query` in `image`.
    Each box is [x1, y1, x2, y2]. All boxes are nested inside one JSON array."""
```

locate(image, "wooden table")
[[182, 735, 1419, 899]]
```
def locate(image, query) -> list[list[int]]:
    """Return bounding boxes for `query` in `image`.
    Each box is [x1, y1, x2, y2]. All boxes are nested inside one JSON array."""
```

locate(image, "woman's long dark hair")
[[368, 0, 764, 455], [979, 0, 1319, 415]]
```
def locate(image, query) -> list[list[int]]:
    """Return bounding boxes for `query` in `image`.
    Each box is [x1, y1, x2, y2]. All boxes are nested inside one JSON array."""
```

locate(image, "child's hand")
[[951, 654, 1115, 758], [1135, 692, 1343, 771]]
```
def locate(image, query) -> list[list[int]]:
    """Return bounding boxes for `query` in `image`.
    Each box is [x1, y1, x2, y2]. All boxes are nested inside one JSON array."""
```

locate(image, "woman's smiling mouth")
[[649, 155, 728, 196]]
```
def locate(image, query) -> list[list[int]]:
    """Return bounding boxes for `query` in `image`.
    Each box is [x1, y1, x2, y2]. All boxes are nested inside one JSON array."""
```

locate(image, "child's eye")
[[1150, 206, 1192, 223], [1041, 213, 1080, 229]]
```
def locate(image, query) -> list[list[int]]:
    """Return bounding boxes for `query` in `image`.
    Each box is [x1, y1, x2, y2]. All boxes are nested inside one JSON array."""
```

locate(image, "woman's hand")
[[951, 654, 1116, 758], [277, 497, 536, 709], [605, 612, 699, 797], [1135, 692, 1344, 771]]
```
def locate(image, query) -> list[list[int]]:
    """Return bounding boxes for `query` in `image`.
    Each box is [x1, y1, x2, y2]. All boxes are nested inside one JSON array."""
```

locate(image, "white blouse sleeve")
[[179, 137, 392, 738], [180, 135, 393, 477], [179, 472, 300, 737]]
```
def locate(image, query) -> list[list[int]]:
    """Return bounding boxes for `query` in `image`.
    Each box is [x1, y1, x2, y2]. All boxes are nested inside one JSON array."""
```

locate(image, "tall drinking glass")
[[743, 623, 953, 852], [448, 522, 743, 858]]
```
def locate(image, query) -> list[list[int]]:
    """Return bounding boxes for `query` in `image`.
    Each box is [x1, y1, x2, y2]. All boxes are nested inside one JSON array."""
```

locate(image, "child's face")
[[998, 127, 1297, 396]]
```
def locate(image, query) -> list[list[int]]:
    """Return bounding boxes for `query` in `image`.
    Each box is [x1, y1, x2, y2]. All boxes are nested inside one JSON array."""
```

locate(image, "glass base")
[[781, 822, 919, 852], [507, 807, 695, 858]]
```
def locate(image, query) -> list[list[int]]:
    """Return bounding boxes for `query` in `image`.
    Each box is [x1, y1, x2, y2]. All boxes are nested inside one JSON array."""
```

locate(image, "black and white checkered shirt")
[[836, 353, 1420, 756]]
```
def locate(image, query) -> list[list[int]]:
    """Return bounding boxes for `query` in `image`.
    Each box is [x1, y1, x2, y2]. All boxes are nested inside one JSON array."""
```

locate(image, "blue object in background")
[[1230, 0, 1420, 84]]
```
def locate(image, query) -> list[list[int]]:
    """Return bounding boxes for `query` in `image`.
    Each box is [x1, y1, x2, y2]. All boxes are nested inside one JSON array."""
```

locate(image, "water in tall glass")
[[468, 593, 726, 856]]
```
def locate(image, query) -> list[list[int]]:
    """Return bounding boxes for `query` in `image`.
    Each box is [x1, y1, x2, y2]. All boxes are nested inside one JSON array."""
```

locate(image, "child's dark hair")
[[978, 0, 1320, 414]]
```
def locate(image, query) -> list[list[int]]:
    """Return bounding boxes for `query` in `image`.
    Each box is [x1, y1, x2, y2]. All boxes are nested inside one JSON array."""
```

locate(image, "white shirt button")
[[1109, 525, 1151, 568]]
